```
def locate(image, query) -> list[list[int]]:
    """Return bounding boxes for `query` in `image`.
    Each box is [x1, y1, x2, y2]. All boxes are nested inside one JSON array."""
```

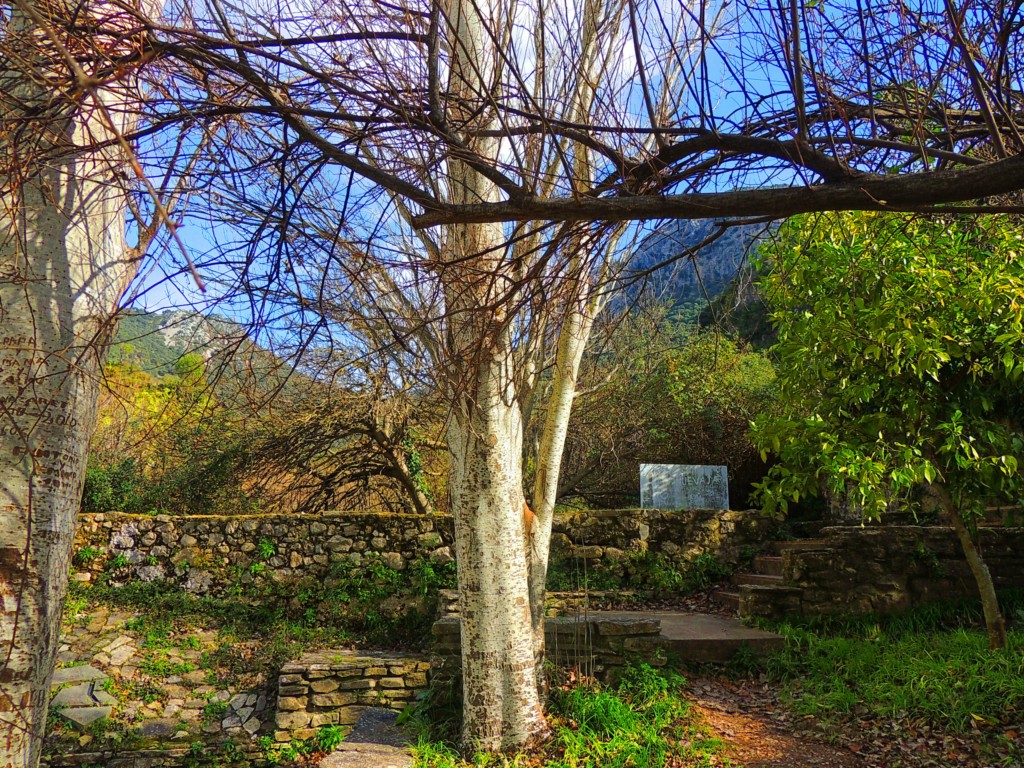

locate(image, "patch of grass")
[[201, 700, 229, 723], [411, 665, 723, 768], [73, 546, 102, 567], [756, 595, 1024, 732]]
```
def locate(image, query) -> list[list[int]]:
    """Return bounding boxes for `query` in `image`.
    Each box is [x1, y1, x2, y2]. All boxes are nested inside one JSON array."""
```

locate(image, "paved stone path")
[[318, 708, 414, 768]]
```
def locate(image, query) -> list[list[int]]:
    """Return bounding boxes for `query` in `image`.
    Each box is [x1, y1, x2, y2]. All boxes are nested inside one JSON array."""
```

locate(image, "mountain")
[[109, 310, 249, 376], [620, 219, 774, 341], [625, 219, 769, 304]]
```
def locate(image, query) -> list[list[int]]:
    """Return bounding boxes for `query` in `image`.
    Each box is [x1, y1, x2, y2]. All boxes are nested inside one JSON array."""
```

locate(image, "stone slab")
[[640, 464, 729, 510], [50, 665, 108, 687], [592, 611, 784, 662], [56, 706, 112, 730], [51, 682, 117, 709]]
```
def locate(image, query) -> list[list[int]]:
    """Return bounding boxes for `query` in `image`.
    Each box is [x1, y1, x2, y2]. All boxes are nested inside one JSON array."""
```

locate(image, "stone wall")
[[740, 525, 1024, 618], [73, 511, 454, 595], [73, 508, 776, 596], [550, 508, 778, 575], [431, 615, 666, 686], [274, 651, 430, 741]]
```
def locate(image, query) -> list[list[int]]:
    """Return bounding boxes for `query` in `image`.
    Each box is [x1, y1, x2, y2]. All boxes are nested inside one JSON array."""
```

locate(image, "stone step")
[[649, 612, 785, 663], [737, 584, 804, 619], [771, 538, 829, 554], [731, 572, 783, 588], [50, 665, 108, 688], [752, 555, 783, 576], [712, 589, 739, 611]]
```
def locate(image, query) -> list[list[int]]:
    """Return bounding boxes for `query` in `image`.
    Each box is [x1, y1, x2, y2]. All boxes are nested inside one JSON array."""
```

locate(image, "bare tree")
[[4, 0, 1024, 759], [0, 1, 171, 764]]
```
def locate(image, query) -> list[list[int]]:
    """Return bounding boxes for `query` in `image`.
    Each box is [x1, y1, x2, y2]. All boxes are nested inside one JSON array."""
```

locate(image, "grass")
[[66, 550, 457, 681], [411, 664, 724, 768], [756, 592, 1024, 732]]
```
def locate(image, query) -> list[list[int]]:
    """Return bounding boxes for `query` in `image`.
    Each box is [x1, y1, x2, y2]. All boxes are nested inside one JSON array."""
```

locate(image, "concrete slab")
[[587, 611, 784, 663], [51, 665, 108, 687]]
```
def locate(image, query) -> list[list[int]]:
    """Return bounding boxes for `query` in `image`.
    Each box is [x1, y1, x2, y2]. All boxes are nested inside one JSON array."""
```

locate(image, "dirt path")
[[685, 675, 1022, 768]]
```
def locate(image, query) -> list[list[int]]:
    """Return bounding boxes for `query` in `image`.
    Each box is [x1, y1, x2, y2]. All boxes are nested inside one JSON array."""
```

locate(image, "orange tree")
[[751, 213, 1024, 649]]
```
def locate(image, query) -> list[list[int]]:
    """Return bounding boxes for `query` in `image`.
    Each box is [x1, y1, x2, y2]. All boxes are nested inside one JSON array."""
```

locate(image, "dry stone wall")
[[741, 525, 1024, 618], [73, 508, 776, 595], [275, 651, 430, 741]]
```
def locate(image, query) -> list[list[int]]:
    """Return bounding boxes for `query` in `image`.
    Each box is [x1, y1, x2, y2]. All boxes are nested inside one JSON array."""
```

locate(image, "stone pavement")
[[318, 709, 414, 768]]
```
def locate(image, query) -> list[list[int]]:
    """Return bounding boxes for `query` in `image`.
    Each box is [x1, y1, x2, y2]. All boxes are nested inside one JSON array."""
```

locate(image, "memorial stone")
[[640, 464, 729, 509]]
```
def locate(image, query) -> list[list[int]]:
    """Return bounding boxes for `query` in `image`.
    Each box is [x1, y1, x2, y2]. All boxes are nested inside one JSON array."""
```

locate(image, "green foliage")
[[72, 546, 101, 567], [82, 456, 144, 514], [257, 538, 276, 560], [546, 551, 731, 595], [752, 213, 1024, 519], [84, 355, 263, 516], [411, 664, 721, 768], [201, 700, 229, 723], [315, 724, 346, 752], [761, 613, 1024, 732], [562, 305, 777, 507]]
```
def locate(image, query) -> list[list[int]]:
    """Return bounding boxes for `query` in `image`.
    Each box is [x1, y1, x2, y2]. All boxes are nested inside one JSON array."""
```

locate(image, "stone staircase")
[[714, 538, 828, 616]]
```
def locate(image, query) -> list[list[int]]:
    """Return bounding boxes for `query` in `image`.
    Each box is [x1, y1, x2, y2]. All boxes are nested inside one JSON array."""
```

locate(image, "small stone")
[[172, 730, 190, 741], [378, 678, 405, 689], [309, 679, 338, 694], [242, 717, 261, 735], [222, 715, 242, 729], [179, 534, 198, 547], [202, 722, 221, 734], [78, 735, 93, 747], [211, 690, 231, 703], [140, 719, 179, 739]]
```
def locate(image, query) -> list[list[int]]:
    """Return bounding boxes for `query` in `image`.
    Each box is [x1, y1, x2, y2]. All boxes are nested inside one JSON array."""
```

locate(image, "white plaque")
[[640, 464, 729, 509]]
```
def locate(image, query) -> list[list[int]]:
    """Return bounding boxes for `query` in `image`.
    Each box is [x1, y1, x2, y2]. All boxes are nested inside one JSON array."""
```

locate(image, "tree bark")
[[927, 484, 1007, 650], [0, 4, 155, 764], [447, 348, 547, 750]]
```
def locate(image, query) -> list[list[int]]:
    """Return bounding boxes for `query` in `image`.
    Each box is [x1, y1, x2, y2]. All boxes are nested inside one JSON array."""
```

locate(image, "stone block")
[[310, 679, 339, 694], [278, 685, 306, 697], [312, 692, 356, 708], [405, 672, 428, 687], [275, 711, 311, 729], [378, 678, 405, 689], [277, 697, 306, 711]]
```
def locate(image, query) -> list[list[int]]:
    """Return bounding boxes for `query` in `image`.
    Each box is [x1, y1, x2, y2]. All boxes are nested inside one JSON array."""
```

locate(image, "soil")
[[685, 675, 1024, 768]]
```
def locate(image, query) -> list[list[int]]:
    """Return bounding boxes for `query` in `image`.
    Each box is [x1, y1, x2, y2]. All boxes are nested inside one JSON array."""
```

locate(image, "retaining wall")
[[73, 508, 776, 595], [741, 525, 1024, 618]]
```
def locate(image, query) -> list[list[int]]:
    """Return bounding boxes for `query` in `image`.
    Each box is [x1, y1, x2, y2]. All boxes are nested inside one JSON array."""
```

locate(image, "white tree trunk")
[[448, 350, 547, 749], [528, 296, 600, 628], [0, 5, 153, 765]]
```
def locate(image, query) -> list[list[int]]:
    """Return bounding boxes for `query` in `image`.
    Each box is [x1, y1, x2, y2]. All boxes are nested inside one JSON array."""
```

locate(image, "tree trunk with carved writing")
[[0, 4, 155, 765]]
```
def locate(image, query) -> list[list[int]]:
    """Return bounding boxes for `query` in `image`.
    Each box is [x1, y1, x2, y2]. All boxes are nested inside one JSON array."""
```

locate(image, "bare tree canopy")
[[111, 0, 1024, 233], [4, 0, 1024, 761]]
